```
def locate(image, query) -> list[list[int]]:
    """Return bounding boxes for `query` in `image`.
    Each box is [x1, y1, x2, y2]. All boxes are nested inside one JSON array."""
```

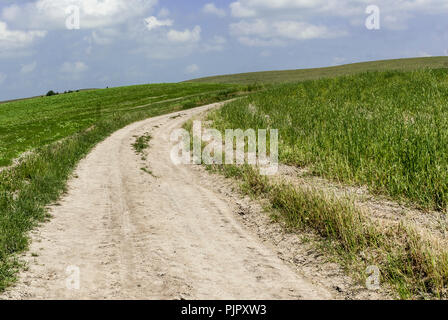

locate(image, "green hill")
[[187, 56, 448, 84]]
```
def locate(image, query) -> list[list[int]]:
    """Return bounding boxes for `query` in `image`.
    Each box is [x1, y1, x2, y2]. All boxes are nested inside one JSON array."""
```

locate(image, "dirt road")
[[2, 102, 333, 300]]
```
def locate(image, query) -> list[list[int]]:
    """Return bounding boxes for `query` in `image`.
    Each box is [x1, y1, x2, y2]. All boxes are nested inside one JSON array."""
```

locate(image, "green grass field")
[[188, 56, 448, 84], [0, 83, 246, 167], [208, 68, 448, 211]]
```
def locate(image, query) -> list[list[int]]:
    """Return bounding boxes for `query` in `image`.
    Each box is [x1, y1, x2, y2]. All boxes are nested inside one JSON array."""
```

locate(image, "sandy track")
[[1, 102, 332, 300]]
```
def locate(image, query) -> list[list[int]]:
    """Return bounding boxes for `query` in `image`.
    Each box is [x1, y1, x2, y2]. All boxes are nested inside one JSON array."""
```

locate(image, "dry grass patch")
[[206, 164, 448, 299]]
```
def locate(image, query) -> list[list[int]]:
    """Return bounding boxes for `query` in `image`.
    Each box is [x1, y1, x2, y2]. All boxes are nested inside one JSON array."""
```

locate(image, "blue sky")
[[0, 0, 447, 101]]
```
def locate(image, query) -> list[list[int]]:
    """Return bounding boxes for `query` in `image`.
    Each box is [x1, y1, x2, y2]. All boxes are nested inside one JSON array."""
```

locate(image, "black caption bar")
[[0, 300, 444, 318]]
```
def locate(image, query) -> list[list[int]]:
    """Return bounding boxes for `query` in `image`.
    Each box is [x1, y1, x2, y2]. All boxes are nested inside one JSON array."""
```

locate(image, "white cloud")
[[158, 8, 171, 18], [228, 0, 448, 39], [213, 35, 226, 44], [185, 64, 200, 74], [229, 0, 448, 18], [20, 61, 37, 74], [274, 21, 338, 40], [230, 19, 267, 37], [0, 21, 46, 52], [0, 73, 7, 85], [130, 25, 202, 60], [228, 0, 340, 17], [202, 35, 227, 52], [82, 28, 119, 55], [145, 16, 173, 31], [237, 36, 285, 47], [2, 0, 158, 30], [128, 17, 205, 60], [91, 30, 114, 45], [167, 26, 201, 43], [230, 2, 256, 18], [203, 3, 226, 17], [60, 61, 88, 73], [228, 1, 350, 46], [230, 19, 342, 46], [382, 14, 413, 31]]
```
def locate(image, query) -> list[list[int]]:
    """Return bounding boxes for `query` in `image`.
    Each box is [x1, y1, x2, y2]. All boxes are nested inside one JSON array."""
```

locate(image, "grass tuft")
[[132, 133, 152, 155]]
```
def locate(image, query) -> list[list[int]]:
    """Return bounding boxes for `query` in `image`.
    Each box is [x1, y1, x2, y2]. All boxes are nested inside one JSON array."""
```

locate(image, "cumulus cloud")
[[229, 0, 354, 18], [1, 0, 157, 30], [202, 35, 227, 52], [0, 21, 46, 53], [228, 0, 448, 43], [237, 37, 284, 47], [229, 0, 448, 18], [167, 26, 201, 43], [230, 2, 256, 18], [130, 23, 204, 60], [60, 61, 88, 73], [203, 3, 226, 17], [20, 61, 37, 74], [91, 30, 116, 45], [185, 64, 200, 74], [230, 19, 343, 46], [158, 8, 170, 18], [145, 16, 173, 31], [228, 1, 349, 46], [274, 21, 342, 40]]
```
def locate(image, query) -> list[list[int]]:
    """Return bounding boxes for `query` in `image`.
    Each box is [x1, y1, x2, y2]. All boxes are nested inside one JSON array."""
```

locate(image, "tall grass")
[[209, 69, 448, 211], [207, 164, 448, 299]]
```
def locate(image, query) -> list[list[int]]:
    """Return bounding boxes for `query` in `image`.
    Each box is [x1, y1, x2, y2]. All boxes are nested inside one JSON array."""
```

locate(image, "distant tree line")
[[46, 89, 80, 97]]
